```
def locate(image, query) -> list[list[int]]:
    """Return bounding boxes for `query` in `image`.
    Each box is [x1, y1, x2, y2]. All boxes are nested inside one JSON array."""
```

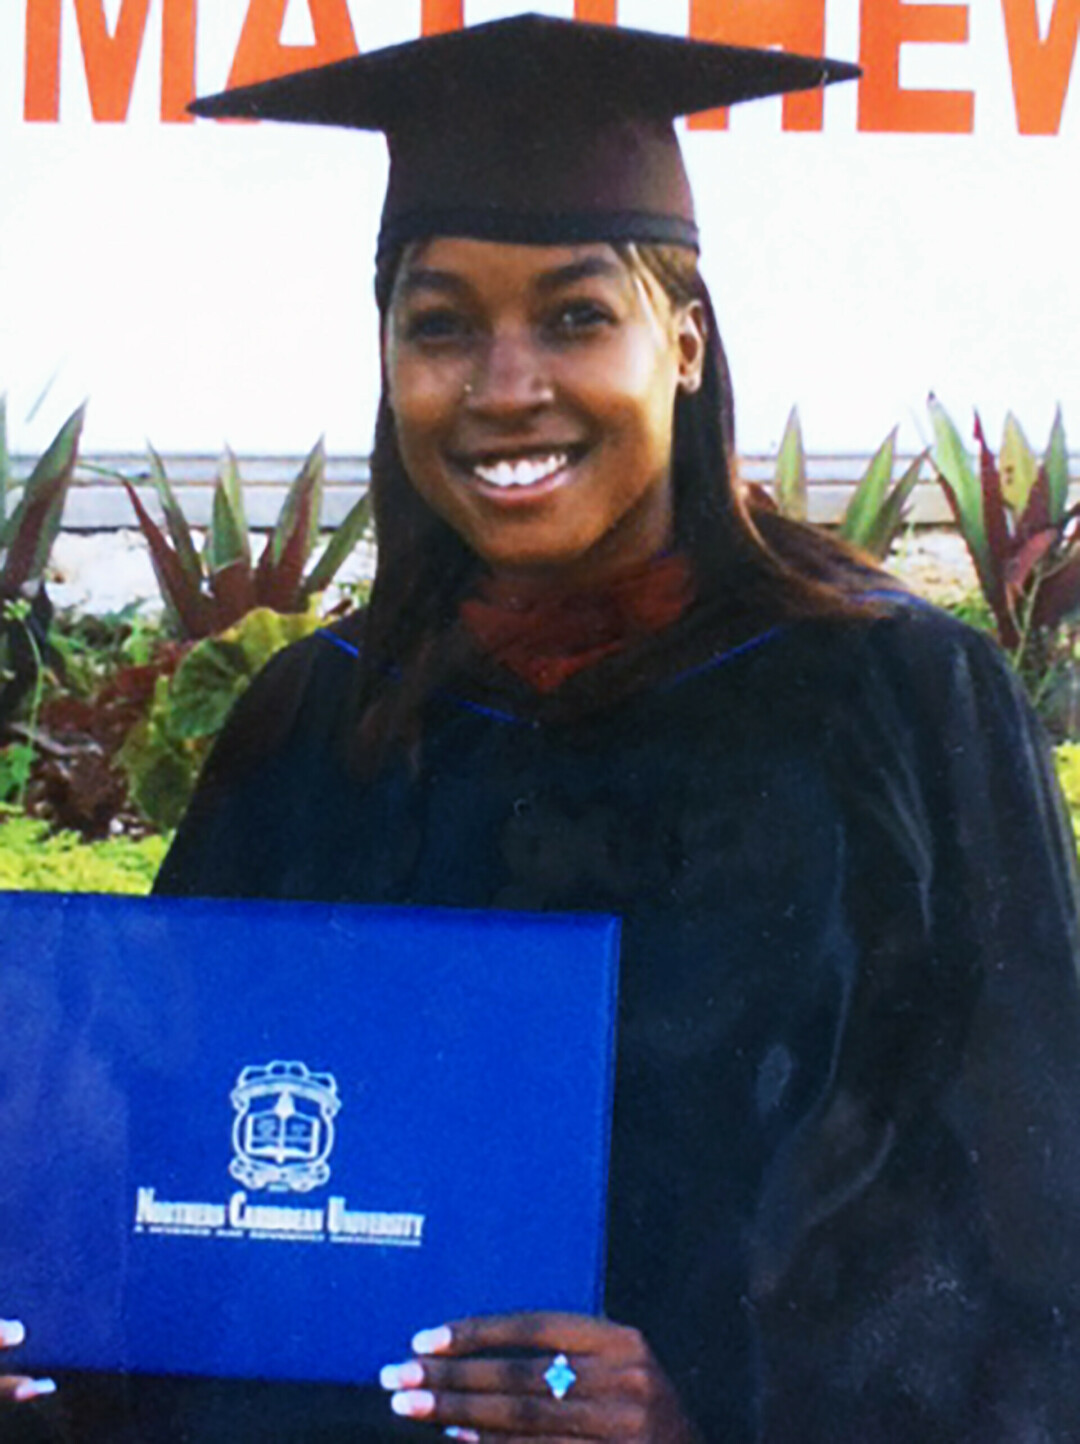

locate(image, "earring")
[[463, 380, 475, 400]]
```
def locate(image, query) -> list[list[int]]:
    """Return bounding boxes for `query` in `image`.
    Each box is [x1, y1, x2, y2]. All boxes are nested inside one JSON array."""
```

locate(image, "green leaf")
[[860, 451, 925, 561], [147, 444, 203, 592], [119, 709, 204, 834], [774, 407, 806, 522], [302, 489, 373, 599], [0, 402, 85, 593], [0, 743, 35, 805], [1044, 407, 1070, 526], [227, 605, 320, 674], [166, 636, 250, 739], [205, 449, 252, 574], [1000, 412, 1038, 514], [839, 428, 896, 550], [928, 395, 990, 587]]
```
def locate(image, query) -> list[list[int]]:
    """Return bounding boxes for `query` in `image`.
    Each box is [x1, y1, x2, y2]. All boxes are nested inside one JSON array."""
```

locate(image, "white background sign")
[[0, 0, 1077, 460]]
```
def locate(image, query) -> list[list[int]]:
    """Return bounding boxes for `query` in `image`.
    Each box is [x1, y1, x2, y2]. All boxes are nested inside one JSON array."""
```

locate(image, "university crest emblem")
[[230, 1060, 340, 1192]]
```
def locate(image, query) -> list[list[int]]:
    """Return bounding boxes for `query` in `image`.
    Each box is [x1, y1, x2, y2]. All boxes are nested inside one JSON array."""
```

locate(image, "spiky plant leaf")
[[147, 444, 203, 591], [122, 479, 213, 638], [1000, 412, 1038, 513], [205, 449, 252, 575], [208, 558, 256, 632], [1015, 467, 1053, 549], [1033, 547, 1080, 629], [255, 438, 324, 611], [271, 437, 324, 569], [928, 395, 991, 595], [0, 403, 85, 593], [1044, 407, 1070, 525], [838, 428, 896, 551], [774, 407, 807, 521], [859, 452, 925, 561], [301, 489, 373, 600], [1005, 528, 1056, 601], [973, 415, 1016, 646]]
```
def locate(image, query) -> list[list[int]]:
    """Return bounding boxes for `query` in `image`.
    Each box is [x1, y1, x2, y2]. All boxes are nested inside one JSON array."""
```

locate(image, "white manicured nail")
[[445, 1430, 481, 1442], [14, 1379, 57, 1402], [391, 1389, 435, 1418], [0, 1320, 26, 1348], [412, 1325, 452, 1355], [379, 1361, 424, 1391]]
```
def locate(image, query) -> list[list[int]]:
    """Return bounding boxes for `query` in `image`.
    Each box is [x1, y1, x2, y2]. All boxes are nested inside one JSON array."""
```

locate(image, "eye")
[[547, 299, 616, 338], [403, 308, 472, 345]]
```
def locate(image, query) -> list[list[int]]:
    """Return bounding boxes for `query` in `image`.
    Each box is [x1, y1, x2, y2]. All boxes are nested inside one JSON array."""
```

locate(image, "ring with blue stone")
[[543, 1353, 577, 1401]]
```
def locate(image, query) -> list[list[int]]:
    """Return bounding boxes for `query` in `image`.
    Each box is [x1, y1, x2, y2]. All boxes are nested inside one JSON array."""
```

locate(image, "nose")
[[465, 328, 554, 416]]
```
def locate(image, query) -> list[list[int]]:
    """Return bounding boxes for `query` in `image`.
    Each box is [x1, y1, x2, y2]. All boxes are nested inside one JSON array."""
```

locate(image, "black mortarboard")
[[189, 14, 858, 258]]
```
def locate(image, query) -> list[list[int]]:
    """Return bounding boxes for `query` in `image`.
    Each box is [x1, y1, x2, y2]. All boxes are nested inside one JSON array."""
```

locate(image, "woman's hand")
[[0, 1320, 56, 1405], [379, 1311, 702, 1444]]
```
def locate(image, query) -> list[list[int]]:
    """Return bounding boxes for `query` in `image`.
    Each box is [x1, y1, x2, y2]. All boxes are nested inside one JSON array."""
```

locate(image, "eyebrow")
[[396, 254, 625, 302], [533, 256, 625, 293], [396, 268, 468, 300]]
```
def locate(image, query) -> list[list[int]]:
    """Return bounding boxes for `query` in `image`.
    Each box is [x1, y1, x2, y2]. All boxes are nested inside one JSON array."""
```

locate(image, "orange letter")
[[688, 0, 826, 131], [421, 0, 463, 35], [575, 0, 617, 20], [161, 0, 196, 123], [858, 0, 974, 132], [1002, 0, 1080, 134], [25, 0, 61, 121], [24, 0, 195, 122], [228, 0, 357, 89], [75, 0, 150, 121]]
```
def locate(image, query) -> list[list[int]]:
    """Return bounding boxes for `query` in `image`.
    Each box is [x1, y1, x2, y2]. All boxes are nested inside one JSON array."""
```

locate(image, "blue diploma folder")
[[0, 890, 620, 1384]]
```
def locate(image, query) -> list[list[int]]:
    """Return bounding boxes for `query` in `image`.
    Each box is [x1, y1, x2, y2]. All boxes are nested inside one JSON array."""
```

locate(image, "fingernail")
[[379, 1361, 424, 1391], [14, 1380, 57, 1403], [0, 1320, 26, 1348], [412, 1325, 452, 1355], [390, 1389, 435, 1419], [445, 1430, 481, 1442]]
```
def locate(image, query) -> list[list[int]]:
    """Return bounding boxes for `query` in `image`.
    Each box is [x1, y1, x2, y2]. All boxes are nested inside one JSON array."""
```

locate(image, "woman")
[[5, 16, 1080, 1443]]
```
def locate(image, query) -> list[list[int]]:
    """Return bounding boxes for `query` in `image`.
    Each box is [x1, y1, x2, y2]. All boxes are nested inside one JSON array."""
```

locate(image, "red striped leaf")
[[122, 479, 213, 638]]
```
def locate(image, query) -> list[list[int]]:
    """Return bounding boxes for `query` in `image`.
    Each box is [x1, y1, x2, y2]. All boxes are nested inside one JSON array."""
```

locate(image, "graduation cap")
[[190, 14, 859, 258]]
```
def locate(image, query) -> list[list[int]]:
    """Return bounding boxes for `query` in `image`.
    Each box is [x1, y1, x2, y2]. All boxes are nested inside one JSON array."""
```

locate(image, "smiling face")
[[382, 239, 706, 594]]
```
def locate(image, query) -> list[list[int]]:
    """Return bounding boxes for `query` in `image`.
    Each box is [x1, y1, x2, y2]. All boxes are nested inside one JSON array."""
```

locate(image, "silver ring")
[[543, 1353, 576, 1400]]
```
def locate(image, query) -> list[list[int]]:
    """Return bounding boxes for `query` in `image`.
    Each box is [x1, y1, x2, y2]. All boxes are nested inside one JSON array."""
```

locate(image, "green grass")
[[0, 811, 170, 894]]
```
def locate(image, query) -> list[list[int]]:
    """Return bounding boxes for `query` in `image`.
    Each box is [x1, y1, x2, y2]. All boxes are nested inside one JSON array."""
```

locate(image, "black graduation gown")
[[37, 598, 1080, 1443]]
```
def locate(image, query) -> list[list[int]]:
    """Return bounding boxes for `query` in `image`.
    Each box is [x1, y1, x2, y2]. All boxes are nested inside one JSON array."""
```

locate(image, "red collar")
[[459, 554, 697, 694]]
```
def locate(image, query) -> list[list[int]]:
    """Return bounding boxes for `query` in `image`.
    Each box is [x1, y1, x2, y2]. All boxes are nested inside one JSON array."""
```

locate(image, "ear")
[[676, 300, 707, 395]]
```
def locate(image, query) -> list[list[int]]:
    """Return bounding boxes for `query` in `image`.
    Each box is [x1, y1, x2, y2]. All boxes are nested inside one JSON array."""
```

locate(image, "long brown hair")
[[350, 241, 887, 757]]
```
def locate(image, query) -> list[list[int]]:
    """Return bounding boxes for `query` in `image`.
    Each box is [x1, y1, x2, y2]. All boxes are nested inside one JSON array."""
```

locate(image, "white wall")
[[0, 0, 1077, 461]]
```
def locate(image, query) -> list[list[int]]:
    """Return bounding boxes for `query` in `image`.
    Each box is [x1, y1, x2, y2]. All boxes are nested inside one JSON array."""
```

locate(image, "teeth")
[[473, 453, 569, 489]]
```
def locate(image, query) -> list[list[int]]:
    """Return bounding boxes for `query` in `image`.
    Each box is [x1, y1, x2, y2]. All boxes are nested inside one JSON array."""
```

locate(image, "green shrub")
[[120, 606, 322, 830], [0, 810, 169, 894], [1054, 744, 1080, 847]]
